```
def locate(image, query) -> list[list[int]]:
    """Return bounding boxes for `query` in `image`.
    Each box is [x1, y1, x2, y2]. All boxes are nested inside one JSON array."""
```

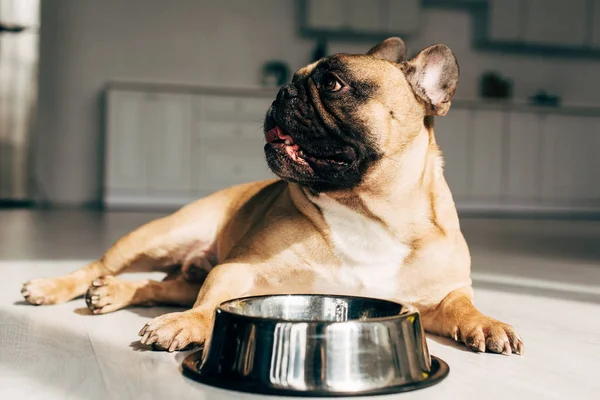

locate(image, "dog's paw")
[[85, 276, 140, 314], [138, 311, 210, 352], [21, 278, 75, 305], [454, 316, 524, 355]]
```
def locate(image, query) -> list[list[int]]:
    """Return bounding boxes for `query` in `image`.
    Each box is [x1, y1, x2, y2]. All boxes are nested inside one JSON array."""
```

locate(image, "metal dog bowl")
[[182, 294, 448, 397]]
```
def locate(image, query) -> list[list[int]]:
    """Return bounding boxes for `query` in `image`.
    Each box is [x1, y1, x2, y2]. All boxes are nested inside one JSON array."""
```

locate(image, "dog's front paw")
[[85, 276, 140, 314], [454, 316, 524, 355], [138, 311, 210, 352], [21, 278, 76, 305]]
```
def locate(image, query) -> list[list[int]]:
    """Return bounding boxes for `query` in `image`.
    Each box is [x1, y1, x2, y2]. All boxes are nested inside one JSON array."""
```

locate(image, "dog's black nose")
[[277, 84, 298, 101]]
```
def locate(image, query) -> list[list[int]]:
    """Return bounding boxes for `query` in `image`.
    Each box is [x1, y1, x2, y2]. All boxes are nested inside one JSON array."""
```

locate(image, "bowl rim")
[[216, 293, 418, 324]]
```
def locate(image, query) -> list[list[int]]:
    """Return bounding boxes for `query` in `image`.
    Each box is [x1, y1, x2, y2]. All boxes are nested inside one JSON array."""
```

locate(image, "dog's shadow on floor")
[[426, 334, 473, 353], [73, 305, 185, 318], [129, 339, 203, 355]]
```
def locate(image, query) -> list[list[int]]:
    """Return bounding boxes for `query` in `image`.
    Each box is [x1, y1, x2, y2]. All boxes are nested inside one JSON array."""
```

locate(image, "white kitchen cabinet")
[[106, 88, 274, 208], [195, 137, 273, 194], [435, 109, 471, 199], [105, 90, 195, 206], [198, 120, 264, 141], [201, 95, 272, 123], [522, 0, 588, 47], [306, 0, 345, 30], [488, 0, 522, 42], [506, 112, 541, 201], [470, 110, 505, 199], [105, 85, 600, 214], [591, 0, 600, 49], [146, 93, 193, 194], [105, 91, 148, 193], [539, 115, 600, 201], [192, 95, 274, 196]]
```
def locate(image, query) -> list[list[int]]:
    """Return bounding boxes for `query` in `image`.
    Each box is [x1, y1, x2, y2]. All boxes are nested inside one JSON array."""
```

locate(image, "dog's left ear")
[[366, 37, 407, 63], [403, 44, 459, 116]]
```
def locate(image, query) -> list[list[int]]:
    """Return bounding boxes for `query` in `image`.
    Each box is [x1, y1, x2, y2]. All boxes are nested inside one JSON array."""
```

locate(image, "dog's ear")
[[366, 37, 407, 63], [403, 44, 459, 116]]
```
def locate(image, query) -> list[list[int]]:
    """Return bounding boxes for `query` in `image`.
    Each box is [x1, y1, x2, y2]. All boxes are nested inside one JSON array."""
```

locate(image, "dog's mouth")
[[265, 126, 355, 168]]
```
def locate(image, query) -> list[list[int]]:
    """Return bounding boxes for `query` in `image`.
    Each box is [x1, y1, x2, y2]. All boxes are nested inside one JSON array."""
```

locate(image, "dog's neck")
[[292, 121, 444, 235]]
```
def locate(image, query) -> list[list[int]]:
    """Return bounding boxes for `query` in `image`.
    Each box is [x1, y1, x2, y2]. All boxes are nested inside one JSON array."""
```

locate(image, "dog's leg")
[[84, 274, 202, 315], [422, 287, 524, 355], [138, 263, 256, 352], [21, 209, 217, 306]]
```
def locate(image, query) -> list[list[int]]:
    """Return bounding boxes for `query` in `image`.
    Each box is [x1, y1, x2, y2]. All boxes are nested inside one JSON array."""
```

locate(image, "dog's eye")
[[320, 75, 342, 92]]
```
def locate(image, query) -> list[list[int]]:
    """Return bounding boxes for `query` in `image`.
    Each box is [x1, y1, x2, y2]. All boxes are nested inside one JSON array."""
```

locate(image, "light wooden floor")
[[1, 210, 599, 399]]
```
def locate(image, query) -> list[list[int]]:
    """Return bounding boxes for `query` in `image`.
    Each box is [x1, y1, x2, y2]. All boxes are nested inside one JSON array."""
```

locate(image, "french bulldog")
[[22, 37, 523, 355]]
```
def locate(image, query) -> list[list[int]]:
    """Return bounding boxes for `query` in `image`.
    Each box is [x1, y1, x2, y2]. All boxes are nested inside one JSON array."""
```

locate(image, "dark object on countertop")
[[261, 61, 290, 88], [480, 72, 513, 99], [312, 39, 328, 62], [529, 90, 561, 107], [0, 22, 26, 33]]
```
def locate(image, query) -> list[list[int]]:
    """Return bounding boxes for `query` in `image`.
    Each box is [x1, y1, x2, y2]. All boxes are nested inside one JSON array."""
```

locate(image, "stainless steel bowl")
[[183, 294, 448, 397]]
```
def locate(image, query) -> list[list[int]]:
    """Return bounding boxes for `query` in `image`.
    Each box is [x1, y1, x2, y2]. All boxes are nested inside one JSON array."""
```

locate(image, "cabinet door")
[[591, 0, 600, 49], [435, 109, 470, 199], [522, 0, 587, 47], [488, 0, 522, 42], [306, 0, 345, 30], [539, 115, 600, 201], [196, 136, 273, 193], [506, 112, 541, 200], [387, 0, 420, 34], [470, 110, 505, 199], [346, 0, 381, 33], [146, 93, 193, 193], [105, 90, 148, 191], [202, 95, 272, 123]]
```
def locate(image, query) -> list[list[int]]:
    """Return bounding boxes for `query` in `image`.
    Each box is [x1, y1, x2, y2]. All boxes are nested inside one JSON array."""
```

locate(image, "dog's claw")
[[141, 332, 151, 344], [168, 340, 179, 353], [146, 335, 158, 346], [502, 341, 512, 355], [139, 325, 148, 337], [451, 326, 459, 341]]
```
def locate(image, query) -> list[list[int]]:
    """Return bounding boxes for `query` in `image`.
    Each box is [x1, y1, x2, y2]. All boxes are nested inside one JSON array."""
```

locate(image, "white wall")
[[35, 0, 600, 206], [35, 0, 314, 206], [332, 9, 600, 106]]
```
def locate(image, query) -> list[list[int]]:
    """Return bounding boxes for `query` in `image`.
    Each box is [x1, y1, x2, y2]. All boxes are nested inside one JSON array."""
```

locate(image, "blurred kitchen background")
[[0, 1, 599, 296], [1, 0, 599, 213]]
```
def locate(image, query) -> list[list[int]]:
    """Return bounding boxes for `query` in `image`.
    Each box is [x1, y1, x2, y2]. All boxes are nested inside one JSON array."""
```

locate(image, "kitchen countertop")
[[1, 210, 599, 399], [107, 80, 600, 117]]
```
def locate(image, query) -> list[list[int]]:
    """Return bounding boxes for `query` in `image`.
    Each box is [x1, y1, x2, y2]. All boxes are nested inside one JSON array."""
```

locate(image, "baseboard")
[[103, 194, 199, 211], [0, 199, 35, 208], [457, 204, 600, 219]]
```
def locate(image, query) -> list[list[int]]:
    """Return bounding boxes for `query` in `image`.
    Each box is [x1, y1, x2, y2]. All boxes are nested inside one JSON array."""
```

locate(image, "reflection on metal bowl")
[[182, 294, 449, 397]]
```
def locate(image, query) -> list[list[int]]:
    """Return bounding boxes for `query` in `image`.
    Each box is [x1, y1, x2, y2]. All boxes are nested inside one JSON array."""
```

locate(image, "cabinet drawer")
[[196, 120, 265, 140], [200, 95, 272, 122], [195, 139, 273, 191], [240, 97, 273, 119]]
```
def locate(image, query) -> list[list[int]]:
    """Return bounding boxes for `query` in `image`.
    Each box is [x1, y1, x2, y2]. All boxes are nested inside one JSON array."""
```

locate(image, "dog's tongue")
[[265, 126, 293, 143], [265, 127, 279, 143]]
